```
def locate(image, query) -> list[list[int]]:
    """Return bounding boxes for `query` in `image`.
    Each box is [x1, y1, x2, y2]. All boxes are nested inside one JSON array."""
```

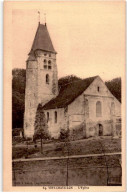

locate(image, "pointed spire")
[[28, 22, 56, 58]]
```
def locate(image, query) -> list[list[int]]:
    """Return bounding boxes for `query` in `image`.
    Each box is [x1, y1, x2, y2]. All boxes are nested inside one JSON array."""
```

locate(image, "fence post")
[[66, 138, 70, 186], [99, 140, 109, 185]]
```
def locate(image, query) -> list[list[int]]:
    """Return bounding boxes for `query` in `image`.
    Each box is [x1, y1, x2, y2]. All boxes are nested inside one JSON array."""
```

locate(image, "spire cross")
[[44, 13, 46, 25], [38, 11, 40, 24]]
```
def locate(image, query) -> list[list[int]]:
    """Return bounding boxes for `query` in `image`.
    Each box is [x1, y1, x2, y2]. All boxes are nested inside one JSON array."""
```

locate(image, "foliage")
[[59, 129, 69, 141], [12, 68, 26, 94], [12, 137, 25, 145], [70, 122, 85, 140], [12, 128, 23, 137], [12, 68, 26, 128], [34, 104, 49, 141], [12, 147, 39, 159], [105, 77, 121, 102], [58, 75, 82, 89]]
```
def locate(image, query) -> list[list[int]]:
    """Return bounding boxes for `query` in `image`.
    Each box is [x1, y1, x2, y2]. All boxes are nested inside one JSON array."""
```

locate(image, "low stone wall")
[[12, 155, 122, 186]]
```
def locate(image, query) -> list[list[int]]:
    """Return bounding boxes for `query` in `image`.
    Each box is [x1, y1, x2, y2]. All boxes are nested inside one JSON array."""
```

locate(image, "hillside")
[[12, 68, 121, 128]]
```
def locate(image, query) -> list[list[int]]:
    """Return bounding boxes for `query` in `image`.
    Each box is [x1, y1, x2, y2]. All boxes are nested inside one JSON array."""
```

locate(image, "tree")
[[12, 68, 26, 128], [105, 77, 121, 102], [58, 75, 82, 89], [34, 104, 49, 154]]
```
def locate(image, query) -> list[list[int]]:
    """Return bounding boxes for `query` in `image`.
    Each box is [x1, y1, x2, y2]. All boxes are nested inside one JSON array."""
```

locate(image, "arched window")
[[44, 59, 47, 69], [47, 112, 49, 122], [111, 102, 115, 116], [44, 59, 47, 64], [55, 111, 57, 123], [48, 60, 51, 65], [96, 101, 102, 117], [48, 60, 52, 70], [46, 74, 49, 84]]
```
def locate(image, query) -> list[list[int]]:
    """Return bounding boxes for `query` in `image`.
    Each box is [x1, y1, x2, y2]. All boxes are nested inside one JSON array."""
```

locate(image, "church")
[[24, 22, 121, 139]]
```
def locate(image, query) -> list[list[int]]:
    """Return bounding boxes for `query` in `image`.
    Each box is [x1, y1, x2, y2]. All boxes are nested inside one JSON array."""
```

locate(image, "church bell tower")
[[24, 22, 58, 138]]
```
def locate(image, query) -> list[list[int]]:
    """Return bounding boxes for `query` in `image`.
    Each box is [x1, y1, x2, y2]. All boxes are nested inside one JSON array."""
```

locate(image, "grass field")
[[12, 137, 121, 159]]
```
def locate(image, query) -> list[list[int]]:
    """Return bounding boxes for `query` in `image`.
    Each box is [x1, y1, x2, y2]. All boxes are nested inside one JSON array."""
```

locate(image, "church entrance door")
[[98, 124, 103, 136]]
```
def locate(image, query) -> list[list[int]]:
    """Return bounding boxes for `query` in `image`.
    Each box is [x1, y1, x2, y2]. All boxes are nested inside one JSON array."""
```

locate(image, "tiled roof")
[[43, 76, 98, 110]]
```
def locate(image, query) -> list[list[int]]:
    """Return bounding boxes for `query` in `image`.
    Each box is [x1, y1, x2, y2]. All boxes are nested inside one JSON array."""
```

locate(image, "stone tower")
[[24, 22, 58, 138]]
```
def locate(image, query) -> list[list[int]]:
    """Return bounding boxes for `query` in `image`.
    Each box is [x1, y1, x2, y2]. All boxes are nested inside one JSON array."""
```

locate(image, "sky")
[[12, 1, 125, 81]]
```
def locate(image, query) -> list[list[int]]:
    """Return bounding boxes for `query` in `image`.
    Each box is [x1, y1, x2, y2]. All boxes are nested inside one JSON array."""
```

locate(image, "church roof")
[[43, 76, 98, 110], [27, 23, 56, 61]]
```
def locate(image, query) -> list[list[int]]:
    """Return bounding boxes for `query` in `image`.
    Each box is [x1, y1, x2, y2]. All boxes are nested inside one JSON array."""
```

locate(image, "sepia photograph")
[[3, 0, 126, 191]]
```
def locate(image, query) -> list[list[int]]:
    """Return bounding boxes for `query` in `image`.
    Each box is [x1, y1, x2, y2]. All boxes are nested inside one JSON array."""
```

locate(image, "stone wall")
[[85, 120, 113, 138], [44, 108, 66, 138], [12, 155, 122, 186], [24, 61, 38, 138], [67, 76, 121, 139], [69, 122, 85, 140]]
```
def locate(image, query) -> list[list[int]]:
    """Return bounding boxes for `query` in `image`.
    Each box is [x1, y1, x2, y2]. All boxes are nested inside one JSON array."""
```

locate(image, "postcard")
[[3, 0, 126, 191]]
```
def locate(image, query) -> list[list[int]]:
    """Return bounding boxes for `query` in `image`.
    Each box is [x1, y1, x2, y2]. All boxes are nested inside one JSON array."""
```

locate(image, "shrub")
[[55, 146, 63, 151], [12, 147, 39, 159], [70, 122, 85, 140], [12, 136, 25, 145], [59, 129, 69, 141], [12, 128, 24, 137], [25, 137, 32, 141]]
